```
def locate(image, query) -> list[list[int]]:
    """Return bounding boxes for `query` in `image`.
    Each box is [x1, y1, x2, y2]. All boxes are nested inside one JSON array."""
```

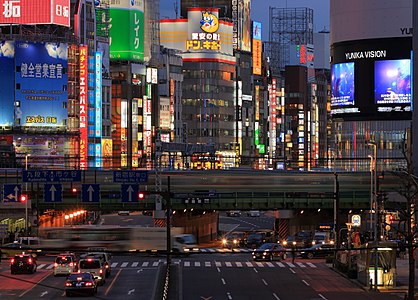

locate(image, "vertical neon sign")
[[79, 45, 88, 169], [95, 52, 102, 138]]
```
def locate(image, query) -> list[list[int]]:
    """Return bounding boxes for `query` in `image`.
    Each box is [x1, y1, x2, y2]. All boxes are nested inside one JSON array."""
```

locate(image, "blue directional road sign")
[[44, 184, 63, 203], [81, 184, 100, 203], [121, 184, 139, 202], [23, 170, 81, 182], [2, 184, 22, 202]]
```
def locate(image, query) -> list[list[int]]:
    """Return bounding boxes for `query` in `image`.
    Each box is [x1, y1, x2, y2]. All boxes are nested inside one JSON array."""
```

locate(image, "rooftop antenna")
[[174, 0, 178, 18]]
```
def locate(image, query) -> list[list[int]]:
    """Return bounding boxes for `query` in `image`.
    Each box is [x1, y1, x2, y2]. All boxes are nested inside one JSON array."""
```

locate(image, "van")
[[312, 232, 333, 245], [172, 234, 199, 253], [78, 257, 106, 285]]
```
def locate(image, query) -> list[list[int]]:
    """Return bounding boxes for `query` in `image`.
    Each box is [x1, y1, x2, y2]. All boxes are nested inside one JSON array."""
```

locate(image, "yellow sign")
[[351, 214, 361, 227], [200, 12, 218, 33]]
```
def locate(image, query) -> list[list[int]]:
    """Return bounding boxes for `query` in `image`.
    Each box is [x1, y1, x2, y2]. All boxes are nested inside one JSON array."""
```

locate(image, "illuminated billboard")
[[240, 0, 251, 52], [0, 40, 14, 126], [0, 0, 70, 27], [15, 41, 68, 127], [109, 0, 144, 62], [331, 62, 354, 106], [252, 21, 262, 75], [374, 59, 411, 105], [79, 45, 88, 169]]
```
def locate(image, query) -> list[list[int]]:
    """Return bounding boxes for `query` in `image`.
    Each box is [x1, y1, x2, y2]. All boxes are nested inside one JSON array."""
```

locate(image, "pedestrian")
[[291, 246, 296, 263]]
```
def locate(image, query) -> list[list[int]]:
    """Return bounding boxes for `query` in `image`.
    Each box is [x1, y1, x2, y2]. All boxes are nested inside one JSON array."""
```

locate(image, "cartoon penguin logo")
[[200, 12, 219, 33]]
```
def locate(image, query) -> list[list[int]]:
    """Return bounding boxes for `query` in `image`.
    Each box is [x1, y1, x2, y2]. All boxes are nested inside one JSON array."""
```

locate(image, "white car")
[[247, 210, 261, 217], [54, 253, 77, 276], [117, 211, 130, 216]]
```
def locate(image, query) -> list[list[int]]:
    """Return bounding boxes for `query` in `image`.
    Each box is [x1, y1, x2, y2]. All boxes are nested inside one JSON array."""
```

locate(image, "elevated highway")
[[0, 169, 405, 213]]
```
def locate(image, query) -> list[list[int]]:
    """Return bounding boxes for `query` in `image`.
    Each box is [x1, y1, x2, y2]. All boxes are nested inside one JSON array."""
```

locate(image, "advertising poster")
[[15, 41, 68, 127], [331, 62, 355, 106], [0, 0, 70, 27], [374, 59, 411, 104], [252, 21, 262, 75], [109, 0, 144, 62], [0, 41, 14, 126], [240, 0, 251, 52]]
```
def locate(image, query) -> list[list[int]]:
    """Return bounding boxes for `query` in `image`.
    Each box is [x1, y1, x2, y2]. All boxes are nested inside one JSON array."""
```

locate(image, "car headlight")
[[222, 239, 227, 245]]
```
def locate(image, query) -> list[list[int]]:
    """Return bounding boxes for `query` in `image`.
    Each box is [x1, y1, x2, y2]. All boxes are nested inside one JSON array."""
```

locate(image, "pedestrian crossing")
[[35, 260, 319, 270]]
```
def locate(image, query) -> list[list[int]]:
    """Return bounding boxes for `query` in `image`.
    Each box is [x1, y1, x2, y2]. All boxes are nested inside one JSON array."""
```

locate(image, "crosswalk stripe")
[[132, 262, 139, 267], [296, 262, 306, 268], [215, 261, 221, 267], [246, 262, 253, 267], [225, 262, 232, 267], [255, 262, 263, 267], [276, 262, 285, 268], [152, 262, 159, 267], [236, 262, 243, 267], [121, 262, 129, 268], [194, 262, 201, 267], [285, 262, 295, 268], [306, 262, 316, 268], [266, 262, 274, 267], [37, 264, 46, 269], [205, 262, 211, 267], [46, 264, 54, 270], [184, 261, 190, 267], [111, 262, 118, 268], [142, 262, 149, 267]]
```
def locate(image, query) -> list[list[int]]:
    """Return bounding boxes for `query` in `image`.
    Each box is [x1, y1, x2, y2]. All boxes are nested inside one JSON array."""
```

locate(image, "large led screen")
[[374, 59, 411, 104], [0, 41, 14, 126], [331, 62, 355, 106], [15, 41, 68, 127]]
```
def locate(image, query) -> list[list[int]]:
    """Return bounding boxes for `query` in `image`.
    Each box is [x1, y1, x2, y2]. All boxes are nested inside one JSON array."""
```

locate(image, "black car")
[[221, 231, 246, 248], [252, 243, 287, 261], [65, 272, 97, 297], [10, 254, 37, 274], [299, 244, 335, 259]]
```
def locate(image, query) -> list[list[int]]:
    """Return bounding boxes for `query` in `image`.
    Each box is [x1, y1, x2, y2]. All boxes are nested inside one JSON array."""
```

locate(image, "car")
[[0, 242, 38, 258], [80, 252, 112, 278], [117, 211, 130, 216], [247, 210, 261, 217], [221, 231, 246, 248], [10, 254, 37, 274], [252, 243, 287, 261], [65, 272, 97, 297], [299, 243, 336, 259], [78, 257, 106, 285], [54, 253, 78, 276], [142, 210, 153, 216], [226, 210, 241, 217], [245, 230, 276, 248]]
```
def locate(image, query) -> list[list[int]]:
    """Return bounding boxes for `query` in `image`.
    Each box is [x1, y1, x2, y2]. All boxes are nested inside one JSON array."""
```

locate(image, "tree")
[[385, 133, 417, 300]]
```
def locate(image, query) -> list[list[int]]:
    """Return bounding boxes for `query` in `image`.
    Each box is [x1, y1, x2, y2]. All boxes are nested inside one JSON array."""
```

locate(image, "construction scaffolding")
[[267, 7, 314, 74]]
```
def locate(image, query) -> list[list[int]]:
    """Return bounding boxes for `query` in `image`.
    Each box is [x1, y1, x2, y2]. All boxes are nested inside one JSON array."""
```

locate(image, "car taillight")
[[69, 262, 73, 267], [28, 258, 32, 264], [10, 259, 15, 264], [99, 269, 103, 274], [65, 282, 72, 287], [54, 263, 58, 268], [85, 282, 93, 286], [105, 264, 109, 269]]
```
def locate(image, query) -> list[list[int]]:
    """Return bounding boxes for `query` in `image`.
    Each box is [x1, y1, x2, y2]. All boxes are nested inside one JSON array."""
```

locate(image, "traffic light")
[[389, 214, 395, 224], [138, 192, 145, 200], [71, 187, 77, 193], [20, 194, 27, 202]]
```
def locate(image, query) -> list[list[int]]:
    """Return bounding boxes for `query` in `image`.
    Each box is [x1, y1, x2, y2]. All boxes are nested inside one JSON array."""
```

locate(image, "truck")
[[311, 231, 334, 245]]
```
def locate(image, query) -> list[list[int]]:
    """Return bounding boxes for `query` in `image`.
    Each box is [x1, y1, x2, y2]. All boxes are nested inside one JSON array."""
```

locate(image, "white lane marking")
[[111, 262, 118, 268], [105, 269, 122, 296], [306, 262, 316, 268], [289, 268, 296, 274], [285, 262, 295, 268], [221, 278, 226, 285], [184, 261, 190, 267], [121, 262, 129, 268], [262, 279, 268, 286], [205, 262, 211, 267], [217, 267, 221, 273], [227, 292, 232, 299], [273, 293, 281, 300], [142, 262, 149, 267], [255, 262, 263, 267], [236, 262, 243, 267], [215, 261, 222, 267], [296, 262, 306, 268], [37, 264, 46, 269], [128, 289, 135, 295], [253, 268, 258, 273], [266, 262, 274, 267], [40, 291, 48, 297], [225, 262, 232, 267], [318, 293, 327, 300], [302, 280, 310, 286], [46, 264, 54, 270], [246, 262, 253, 267], [276, 262, 285, 267], [132, 262, 139, 267], [152, 261, 159, 267], [194, 262, 201, 267]]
